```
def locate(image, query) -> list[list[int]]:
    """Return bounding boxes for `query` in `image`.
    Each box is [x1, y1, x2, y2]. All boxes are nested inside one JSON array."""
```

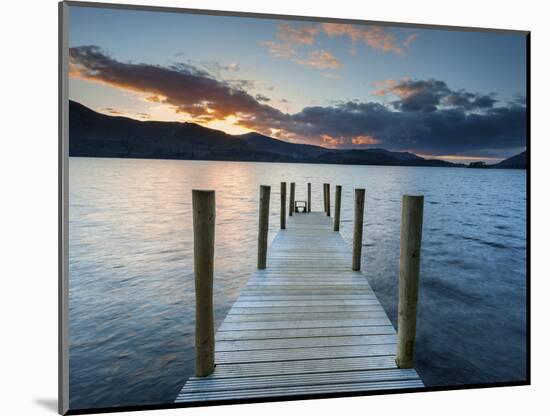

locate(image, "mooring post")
[[280, 182, 286, 230], [192, 189, 216, 377], [307, 183, 311, 213], [334, 185, 342, 231], [257, 185, 271, 269], [396, 195, 424, 369], [289, 182, 295, 216], [352, 188, 365, 271], [326, 183, 331, 217], [323, 183, 327, 213]]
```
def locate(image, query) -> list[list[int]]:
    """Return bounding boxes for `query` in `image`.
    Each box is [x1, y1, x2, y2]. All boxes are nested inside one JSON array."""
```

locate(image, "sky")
[[68, 5, 527, 162]]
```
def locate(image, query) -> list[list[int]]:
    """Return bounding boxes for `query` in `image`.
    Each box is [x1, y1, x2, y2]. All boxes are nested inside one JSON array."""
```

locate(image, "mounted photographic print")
[[59, 1, 529, 414]]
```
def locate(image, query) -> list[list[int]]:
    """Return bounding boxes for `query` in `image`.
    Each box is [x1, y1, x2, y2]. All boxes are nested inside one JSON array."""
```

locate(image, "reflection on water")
[[69, 158, 527, 409]]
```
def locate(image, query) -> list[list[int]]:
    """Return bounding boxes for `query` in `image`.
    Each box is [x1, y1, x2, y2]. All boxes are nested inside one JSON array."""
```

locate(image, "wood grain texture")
[[257, 185, 271, 270], [396, 195, 424, 368], [177, 211, 423, 402], [192, 190, 216, 377]]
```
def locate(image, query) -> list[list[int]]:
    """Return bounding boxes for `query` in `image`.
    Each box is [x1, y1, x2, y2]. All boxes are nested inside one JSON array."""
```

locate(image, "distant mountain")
[[360, 148, 423, 161], [68, 100, 458, 167], [492, 151, 527, 169], [237, 132, 329, 159], [314, 148, 455, 167], [69, 100, 285, 162]]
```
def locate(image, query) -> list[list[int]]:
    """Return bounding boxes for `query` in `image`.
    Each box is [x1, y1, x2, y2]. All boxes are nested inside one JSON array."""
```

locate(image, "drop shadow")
[[34, 398, 58, 413]]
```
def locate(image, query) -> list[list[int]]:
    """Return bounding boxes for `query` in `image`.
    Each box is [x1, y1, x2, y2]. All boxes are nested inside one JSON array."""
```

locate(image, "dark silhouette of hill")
[[69, 100, 460, 167], [492, 151, 527, 169]]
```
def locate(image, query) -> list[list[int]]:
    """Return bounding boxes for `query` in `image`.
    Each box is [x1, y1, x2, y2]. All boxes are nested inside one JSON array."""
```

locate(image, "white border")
[[2, 1, 547, 415]]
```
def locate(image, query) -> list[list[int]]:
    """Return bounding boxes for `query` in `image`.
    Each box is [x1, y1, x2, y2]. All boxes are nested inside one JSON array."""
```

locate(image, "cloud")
[[295, 50, 341, 69], [102, 107, 123, 115], [260, 40, 297, 58], [284, 101, 526, 153], [262, 22, 415, 68], [255, 93, 271, 102], [101, 107, 151, 120], [510, 93, 526, 106], [70, 46, 284, 126], [352, 135, 381, 145], [201, 60, 241, 76], [404, 34, 417, 48], [322, 23, 416, 55], [376, 78, 498, 112], [321, 133, 381, 148], [320, 134, 345, 148], [261, 23, 334, 70], [262, 40, 341, 70], [70, 46, 526, 157], [227, 79, 256, 90], [277, 22, 320, 45]]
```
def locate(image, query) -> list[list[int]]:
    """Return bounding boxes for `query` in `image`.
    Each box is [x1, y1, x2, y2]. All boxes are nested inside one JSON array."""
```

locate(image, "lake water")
[[68, 157, 527, 410]]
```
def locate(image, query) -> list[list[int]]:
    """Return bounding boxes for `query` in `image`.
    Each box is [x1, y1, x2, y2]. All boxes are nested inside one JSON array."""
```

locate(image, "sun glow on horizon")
[[417, 153, 504, 164], [95, 105, 254, 136], [203, 116, 253, 135]]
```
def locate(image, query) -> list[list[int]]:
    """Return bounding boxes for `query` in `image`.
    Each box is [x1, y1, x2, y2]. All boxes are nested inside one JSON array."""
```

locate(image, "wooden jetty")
[[177, 186, 424, 404]]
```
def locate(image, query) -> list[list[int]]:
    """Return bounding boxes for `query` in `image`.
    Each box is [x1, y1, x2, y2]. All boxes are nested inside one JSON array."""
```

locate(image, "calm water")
[[69, 158, 527, 410]]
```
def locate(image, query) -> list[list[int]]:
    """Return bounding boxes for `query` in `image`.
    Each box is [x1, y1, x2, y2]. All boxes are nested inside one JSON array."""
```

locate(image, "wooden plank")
[[219, 318, 391, 331], [190, 356, 399, 379], [216, 344, 397, 364], [216, 325, 396, 341], [176, 211, 423, 403], [216, 334, 397, 351], [237, 295, 378, 302], [232, 299, 382, 307], [176, 379, 424, 402], [224, 311, 388, 322], [182, 369, 419, 393], [229, 304, 385, 314]]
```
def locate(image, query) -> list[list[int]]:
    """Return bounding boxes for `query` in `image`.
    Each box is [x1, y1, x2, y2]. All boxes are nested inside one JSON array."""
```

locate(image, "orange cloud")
[[321, 134, 345, 147], [69, 46, 526, 156], [352, 135, 381, 145], [261, 23, 319, 60], [373, 79, 400, 96], [322, 23, 416, 55], [145, 94, 166, 103], [262, 23, 341, 71], [295, 50, 341, 69], [277, 22, 320, 45], [374, 78, 427, 98], [70, 46, 285, 133]]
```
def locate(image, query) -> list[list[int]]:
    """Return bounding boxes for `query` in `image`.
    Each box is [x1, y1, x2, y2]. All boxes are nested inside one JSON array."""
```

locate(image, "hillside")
[[68, 100, 458, 167], [492, 151, 527, 169]]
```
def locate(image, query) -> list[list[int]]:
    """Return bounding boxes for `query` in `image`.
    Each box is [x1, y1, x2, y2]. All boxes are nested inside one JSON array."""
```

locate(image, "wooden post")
[[334, 185, 342, 231], [280, 182, 286, 230], [352, 188, 365, 271], [257, 185, 271, 269], [192, 190, 216, 377], [307, 183, 311, 213], [326, 184, 331, 217], [289, 182, 295, 216], [396, 195, 424, 369], [323, 183, 327, 213]]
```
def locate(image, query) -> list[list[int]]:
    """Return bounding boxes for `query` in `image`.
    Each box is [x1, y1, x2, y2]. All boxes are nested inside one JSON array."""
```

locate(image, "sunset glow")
[[68, 6, 527, 161]]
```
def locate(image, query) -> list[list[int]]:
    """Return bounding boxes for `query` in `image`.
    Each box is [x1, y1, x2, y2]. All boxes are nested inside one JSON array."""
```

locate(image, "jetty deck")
[[176, 211, 423, 403]]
